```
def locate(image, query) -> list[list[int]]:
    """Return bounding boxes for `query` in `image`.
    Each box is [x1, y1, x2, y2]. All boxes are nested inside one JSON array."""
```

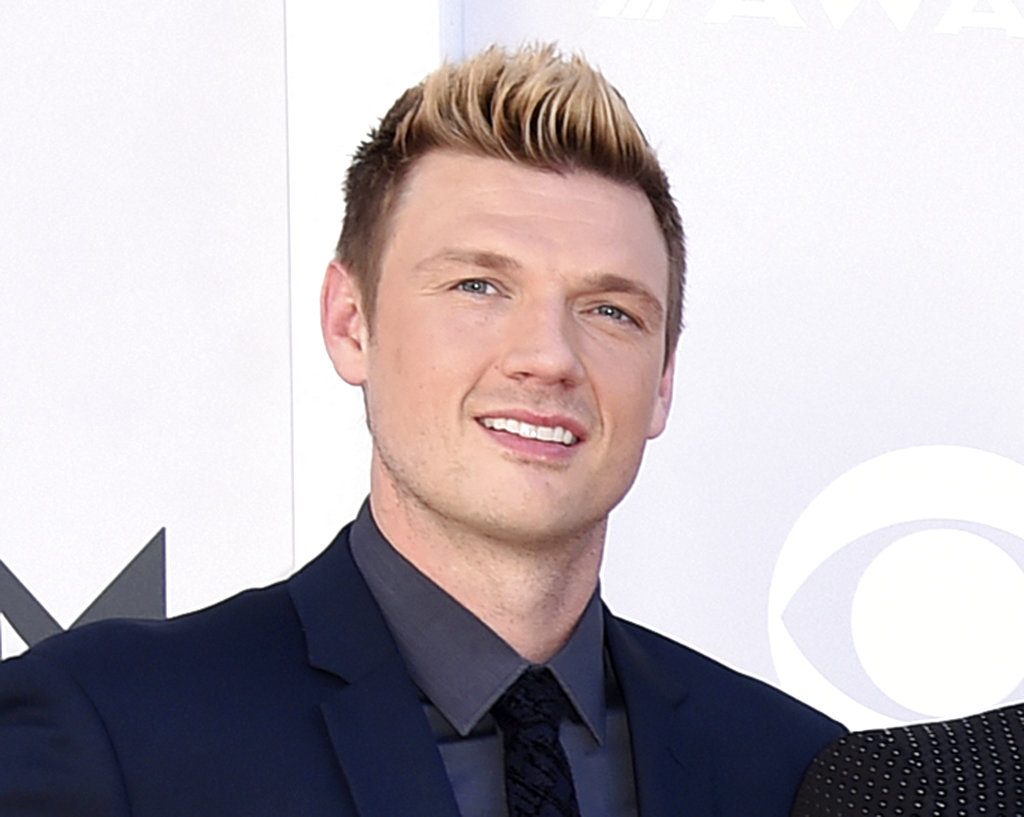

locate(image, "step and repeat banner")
[[2, 1, 1021, 732]]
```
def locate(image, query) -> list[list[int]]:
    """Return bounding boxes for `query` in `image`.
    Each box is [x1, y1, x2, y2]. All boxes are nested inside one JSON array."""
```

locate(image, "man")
[[0, 45, 844, 816]]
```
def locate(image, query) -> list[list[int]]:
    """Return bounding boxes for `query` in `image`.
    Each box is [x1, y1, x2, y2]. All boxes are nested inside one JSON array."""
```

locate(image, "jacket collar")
[[287, 524, 462, 817]]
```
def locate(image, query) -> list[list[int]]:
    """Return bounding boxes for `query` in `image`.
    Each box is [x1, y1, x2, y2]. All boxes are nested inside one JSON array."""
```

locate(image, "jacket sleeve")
[[0, 651, 131, 817]]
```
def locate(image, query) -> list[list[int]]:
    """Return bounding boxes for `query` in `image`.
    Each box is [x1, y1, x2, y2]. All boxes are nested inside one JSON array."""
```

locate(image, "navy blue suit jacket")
[[0, 524, 844, 816]]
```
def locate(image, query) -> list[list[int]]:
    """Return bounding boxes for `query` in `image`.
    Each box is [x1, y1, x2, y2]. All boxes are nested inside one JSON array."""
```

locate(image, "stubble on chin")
[[370, 434, 608, 557]]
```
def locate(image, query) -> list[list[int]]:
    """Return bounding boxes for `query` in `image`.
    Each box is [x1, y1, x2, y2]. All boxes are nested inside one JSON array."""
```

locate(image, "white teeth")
[[481, 417, 577, 446]]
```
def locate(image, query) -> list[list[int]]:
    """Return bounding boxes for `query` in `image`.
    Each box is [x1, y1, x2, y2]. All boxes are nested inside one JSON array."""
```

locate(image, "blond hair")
[[336, 44, 685, 358]]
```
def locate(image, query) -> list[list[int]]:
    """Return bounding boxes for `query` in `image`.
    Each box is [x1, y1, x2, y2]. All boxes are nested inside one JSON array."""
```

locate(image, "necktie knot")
[[491, 667, 582, 817], [492, 667, 569, 731]]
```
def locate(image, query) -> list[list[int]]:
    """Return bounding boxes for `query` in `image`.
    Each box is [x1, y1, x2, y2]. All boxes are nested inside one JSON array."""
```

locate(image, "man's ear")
[[321, 260, 369, 386], [646, 352, 675, 439]]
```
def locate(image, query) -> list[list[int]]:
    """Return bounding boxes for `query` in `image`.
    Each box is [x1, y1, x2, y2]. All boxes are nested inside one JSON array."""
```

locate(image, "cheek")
[[371, 310, 495, 409], [417, 307, 502, 373], [590, 353, 666, 430]]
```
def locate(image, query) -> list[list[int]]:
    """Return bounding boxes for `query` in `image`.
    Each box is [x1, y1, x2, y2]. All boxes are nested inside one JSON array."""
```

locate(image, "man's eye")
[[594, 304, 636, 325], [455, 279, 496, 296]]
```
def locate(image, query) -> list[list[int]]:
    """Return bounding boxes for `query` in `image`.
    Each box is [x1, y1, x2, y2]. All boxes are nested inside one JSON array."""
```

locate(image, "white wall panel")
[[1, 2, 293, 652]]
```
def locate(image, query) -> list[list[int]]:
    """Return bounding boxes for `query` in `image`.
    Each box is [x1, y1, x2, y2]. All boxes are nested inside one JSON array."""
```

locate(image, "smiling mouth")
[[480, 417, 578, 446]]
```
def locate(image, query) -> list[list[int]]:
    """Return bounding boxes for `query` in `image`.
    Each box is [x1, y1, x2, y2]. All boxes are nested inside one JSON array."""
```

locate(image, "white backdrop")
[[2, 1, 1021, 732], [1, 2, 294, 651]]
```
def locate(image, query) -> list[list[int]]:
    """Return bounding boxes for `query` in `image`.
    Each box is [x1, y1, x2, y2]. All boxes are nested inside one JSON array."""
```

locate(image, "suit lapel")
[[319, 653, 462, 817], [288, 526, 461, 817], [606, 612, 715, 817]]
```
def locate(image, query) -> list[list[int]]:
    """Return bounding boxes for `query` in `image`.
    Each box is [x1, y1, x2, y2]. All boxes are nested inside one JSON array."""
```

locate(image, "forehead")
[[382, 151, 668, 290]]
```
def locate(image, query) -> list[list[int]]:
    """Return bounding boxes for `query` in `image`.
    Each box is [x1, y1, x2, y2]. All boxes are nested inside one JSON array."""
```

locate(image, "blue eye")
[[594, 304, 635, 324], [456, 279, 496, 296]]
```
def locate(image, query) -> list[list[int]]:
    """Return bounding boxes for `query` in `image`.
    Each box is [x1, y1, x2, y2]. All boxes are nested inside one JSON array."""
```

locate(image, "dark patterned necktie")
[[491, 667, 582, 817]]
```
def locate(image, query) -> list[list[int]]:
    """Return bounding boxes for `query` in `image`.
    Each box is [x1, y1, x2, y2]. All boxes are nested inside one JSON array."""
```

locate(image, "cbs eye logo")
[[769, 445, 1024, 730]]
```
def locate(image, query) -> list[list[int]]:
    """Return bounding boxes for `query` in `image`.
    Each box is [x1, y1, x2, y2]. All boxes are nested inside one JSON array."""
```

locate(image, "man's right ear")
[[320, 260, 369, 386]]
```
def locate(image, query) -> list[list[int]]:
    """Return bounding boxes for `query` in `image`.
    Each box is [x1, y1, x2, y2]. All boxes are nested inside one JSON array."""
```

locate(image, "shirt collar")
[[349, 500, 606, 744]]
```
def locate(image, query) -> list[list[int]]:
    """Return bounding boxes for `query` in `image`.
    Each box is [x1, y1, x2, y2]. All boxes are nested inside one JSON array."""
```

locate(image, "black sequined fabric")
[[792, 704, 1024, 816], [492, 667, 582, 817]]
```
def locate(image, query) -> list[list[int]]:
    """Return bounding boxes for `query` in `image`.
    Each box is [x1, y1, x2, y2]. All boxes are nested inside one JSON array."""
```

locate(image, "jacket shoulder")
[[14, 577, 301, 688], [610, 617, 846, 815], [613, 616, 846, 793], [615, 617, 844, 734]]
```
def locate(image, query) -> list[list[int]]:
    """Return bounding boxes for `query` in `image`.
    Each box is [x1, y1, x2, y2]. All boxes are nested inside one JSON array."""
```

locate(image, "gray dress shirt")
[[349, 501, 638, 817]]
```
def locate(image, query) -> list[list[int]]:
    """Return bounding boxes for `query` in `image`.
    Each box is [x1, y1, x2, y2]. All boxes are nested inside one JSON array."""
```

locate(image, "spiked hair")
[[336, 44, 685, 358]]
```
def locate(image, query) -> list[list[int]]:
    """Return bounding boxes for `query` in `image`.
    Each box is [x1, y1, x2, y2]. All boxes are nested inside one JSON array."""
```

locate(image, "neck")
[[369, 464, 605, 663]]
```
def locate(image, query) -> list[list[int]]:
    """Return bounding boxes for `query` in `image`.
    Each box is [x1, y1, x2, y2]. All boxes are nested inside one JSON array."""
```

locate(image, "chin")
[[463, 504, 606, 549]]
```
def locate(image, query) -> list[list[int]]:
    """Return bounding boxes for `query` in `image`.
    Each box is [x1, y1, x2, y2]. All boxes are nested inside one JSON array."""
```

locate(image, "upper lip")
[[475, 409, 588, 442]]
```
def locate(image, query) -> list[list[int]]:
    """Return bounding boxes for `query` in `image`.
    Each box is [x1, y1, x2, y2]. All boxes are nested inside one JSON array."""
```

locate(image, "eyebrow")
[[413, 248, 522, 274]]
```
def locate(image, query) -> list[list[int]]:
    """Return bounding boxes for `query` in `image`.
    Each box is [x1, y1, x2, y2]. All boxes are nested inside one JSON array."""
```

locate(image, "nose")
[[497, 301, 586, 387]]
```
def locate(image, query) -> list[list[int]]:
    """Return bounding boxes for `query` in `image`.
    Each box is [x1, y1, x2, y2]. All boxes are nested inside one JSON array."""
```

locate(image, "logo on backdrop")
[[0, 529, 166, 660], [597, 0, 1024, 36], [769, 446, 1024, 729]]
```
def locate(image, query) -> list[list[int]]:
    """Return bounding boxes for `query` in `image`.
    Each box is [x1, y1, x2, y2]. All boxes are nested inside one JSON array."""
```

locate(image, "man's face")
[[324, 150, 674, 545]]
